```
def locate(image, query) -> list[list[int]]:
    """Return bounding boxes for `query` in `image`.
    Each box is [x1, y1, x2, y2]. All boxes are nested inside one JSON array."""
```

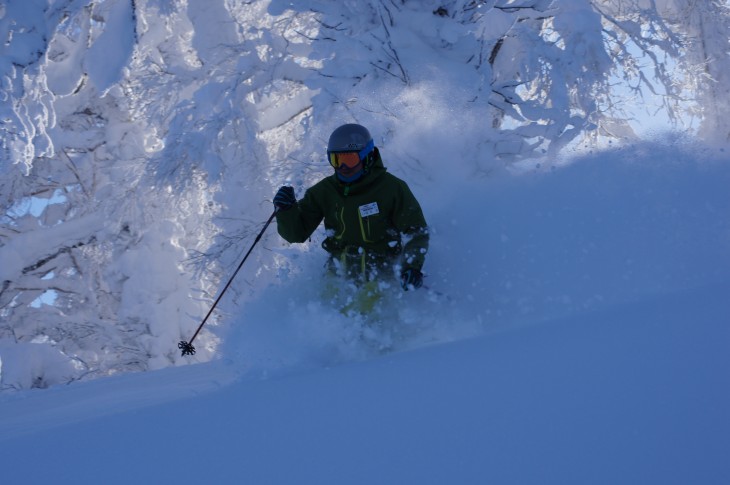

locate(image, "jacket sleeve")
[[393, 181, 429, 271], [276, 187, 324, 243]]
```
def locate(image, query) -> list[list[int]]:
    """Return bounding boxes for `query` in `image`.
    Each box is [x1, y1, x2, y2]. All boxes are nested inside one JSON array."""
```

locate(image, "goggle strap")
[[358, 139, 375, 161]]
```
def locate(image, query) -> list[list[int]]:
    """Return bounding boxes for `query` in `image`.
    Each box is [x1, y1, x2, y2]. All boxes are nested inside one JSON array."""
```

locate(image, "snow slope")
[[1, 141, 728, 484], [1, 286, 728, 484]]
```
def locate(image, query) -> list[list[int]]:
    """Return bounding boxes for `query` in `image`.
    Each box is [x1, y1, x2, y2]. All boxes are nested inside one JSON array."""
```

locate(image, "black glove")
[[400, 268, 423, 291], [273, 186, 296, 211]]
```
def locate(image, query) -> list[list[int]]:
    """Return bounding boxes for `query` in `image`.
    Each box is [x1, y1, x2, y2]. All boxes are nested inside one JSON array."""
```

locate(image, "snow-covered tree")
[[653, 0, 730, 142], [1, 0, 729, 390], [0, 0, 219, 389]]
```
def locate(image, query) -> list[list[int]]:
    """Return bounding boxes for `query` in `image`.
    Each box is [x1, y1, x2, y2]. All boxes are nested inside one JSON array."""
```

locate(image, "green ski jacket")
[[276, 151, 428, 281]]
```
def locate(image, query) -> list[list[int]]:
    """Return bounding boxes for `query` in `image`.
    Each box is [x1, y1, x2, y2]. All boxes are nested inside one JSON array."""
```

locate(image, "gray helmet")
[[327, 123, 374, 155]]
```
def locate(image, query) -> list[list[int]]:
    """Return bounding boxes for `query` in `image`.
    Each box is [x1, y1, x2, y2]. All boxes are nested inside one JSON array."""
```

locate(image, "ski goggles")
[[328, 151, 361, 169], [328, 140, 375, 169]]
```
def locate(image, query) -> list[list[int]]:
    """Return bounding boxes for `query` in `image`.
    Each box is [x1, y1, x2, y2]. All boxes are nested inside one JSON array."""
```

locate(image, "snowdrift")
[[1, 142, 728, 484]]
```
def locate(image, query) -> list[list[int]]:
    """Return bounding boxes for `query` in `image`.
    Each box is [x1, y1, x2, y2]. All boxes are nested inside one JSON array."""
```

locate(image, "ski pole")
[[179, 208, 278, 356]]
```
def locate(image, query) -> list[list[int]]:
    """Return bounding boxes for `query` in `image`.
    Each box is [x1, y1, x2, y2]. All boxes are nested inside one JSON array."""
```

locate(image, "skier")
[[273, 123, 429, 315]]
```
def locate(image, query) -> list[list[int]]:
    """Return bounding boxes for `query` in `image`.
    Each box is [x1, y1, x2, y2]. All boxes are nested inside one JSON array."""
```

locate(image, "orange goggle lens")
[[329, 151, 361, 169]]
